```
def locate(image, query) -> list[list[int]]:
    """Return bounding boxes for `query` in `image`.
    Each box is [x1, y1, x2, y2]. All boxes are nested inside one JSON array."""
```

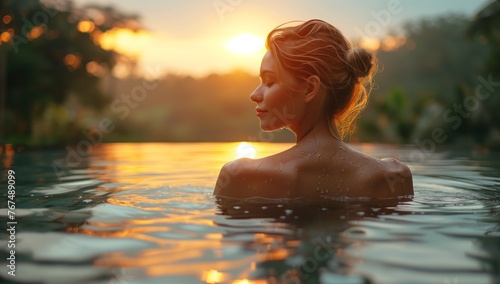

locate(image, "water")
[[1, 143, 499, 284]]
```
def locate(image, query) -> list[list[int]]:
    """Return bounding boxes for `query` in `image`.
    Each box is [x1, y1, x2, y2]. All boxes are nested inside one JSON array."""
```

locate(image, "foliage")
[[1, 1, 499, 147], [0, 0, 139, 144], [357, 13, 499, 147]]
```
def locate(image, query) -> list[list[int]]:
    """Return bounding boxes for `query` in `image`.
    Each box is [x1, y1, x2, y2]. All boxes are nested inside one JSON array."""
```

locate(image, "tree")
[[468, 0, 500, 73], [0, 0, 140, 144], [357, 14, 495, 145]]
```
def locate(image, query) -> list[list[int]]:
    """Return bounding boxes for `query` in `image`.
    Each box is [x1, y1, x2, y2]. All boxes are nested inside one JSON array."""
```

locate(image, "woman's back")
[[215, 135, 413, 199]]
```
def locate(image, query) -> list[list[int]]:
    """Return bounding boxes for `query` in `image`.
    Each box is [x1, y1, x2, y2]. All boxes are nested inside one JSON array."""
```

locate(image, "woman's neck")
[[294, 116, 342, 144]]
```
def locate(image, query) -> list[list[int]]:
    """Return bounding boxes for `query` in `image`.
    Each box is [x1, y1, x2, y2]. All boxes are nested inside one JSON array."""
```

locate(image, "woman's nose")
[[250, 85, 263, 102]]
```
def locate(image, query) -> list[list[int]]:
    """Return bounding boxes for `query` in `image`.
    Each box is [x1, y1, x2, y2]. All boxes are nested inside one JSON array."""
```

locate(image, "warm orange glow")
[[27, 26, 44, 41], [0, 31, 11, 42], [99, 28, 151, 56], [2, 144, 14, 169], [2, 15, 12, 25], [77, 20, 95, 33], [90, 29, 103, 44], [205, 233, 223, 240], [71, 143, 298, 281], [111, 61, 132, 79], [264, 248, 289, 261], [225, 34, 264, 55], [358, 37, 380, 51], [382, 35, 406, 51], [64, 54, 81, 69], [236, 142, 257, 159], [232, 280, 268, 284], [202, 269, 223, 283], [86, 61, 106, 77]]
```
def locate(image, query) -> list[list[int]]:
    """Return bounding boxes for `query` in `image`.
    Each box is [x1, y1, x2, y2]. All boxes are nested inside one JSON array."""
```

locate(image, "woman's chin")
[[260, 124, 278, 132]]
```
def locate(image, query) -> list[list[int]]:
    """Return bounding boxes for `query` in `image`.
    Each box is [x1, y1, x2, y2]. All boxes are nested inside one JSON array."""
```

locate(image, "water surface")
[[1, 143, 499, 283]]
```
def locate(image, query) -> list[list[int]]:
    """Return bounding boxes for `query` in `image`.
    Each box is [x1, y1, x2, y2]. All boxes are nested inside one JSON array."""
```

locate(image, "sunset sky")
[[75, 0, 489, 78]]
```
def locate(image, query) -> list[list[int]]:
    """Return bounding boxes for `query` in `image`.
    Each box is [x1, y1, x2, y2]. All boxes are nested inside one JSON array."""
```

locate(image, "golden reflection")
[[236, 142, 257, 159], [202, 269, 223, 283], [232, 279, 268, 284], [80, 225, 171, 246], [263, 248, 289, 261], [2, 144, 14, 169], [205, 233, 223, 240]]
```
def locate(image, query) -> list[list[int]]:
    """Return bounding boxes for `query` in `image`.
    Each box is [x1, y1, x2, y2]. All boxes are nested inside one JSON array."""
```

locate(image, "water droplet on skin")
[[233, 206, 241, 210], [356, 211, 365, 216], [262, 206, 268, 210], [244, 210, 249, 214], [321, 207, 328, 211], [285, 209, 293, 215], [277, 204, 283, 208]]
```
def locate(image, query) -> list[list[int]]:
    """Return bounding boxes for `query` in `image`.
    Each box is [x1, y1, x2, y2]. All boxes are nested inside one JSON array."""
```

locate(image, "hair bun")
[[345, 47, 374, 78]]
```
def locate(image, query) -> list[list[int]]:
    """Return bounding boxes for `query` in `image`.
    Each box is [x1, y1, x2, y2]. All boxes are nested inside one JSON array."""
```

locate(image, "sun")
[[225, 33, 264, 55]]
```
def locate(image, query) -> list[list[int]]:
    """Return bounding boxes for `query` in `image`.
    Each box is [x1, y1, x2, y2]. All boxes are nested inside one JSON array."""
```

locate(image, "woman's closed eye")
[[262, 76, 275, 87], [265, 81, 274, 87]]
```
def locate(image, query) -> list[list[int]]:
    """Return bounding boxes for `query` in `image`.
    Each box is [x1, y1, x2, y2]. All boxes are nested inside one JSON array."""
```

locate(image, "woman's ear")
[[304, 75, 321, 103]]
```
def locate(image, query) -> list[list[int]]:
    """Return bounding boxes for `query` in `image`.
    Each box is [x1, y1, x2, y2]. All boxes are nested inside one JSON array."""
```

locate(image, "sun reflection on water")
[[236, 142, 257, 159], [77, 143, 296, 281]]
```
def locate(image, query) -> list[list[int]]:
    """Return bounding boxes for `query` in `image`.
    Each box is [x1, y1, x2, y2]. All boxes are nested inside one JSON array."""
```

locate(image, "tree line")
[[1, 0, 499, 147]]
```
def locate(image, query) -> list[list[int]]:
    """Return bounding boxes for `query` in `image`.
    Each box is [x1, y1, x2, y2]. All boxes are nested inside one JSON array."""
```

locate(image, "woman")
[[214, 19, 413, 199]]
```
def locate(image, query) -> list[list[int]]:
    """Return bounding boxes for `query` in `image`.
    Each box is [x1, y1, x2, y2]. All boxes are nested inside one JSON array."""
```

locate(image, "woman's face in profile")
[[250, 51, 308, 132]]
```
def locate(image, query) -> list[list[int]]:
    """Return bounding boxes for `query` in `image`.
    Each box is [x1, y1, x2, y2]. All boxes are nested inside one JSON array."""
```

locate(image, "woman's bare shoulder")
[[214, 157, 294, 198], [361, 157, 414, 198], [214, 158, 251, 197]]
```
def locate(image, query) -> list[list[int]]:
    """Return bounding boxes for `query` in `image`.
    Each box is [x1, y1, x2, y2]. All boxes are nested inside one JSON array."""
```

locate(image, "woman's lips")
[[256, 108, 267, 117]]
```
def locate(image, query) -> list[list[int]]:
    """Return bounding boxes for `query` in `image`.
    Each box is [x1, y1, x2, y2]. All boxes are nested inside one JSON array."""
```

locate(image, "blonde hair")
[[265, 19, 377, 139]]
